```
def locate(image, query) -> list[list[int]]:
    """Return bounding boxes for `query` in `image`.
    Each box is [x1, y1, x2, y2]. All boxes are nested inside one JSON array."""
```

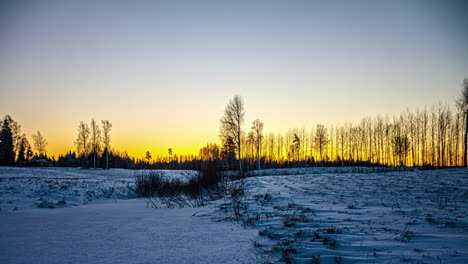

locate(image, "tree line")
[[214, 103, 466, 170], [0, 115, 49, 166], [1, 78, 467, 170], [211, 78, 468, 172]]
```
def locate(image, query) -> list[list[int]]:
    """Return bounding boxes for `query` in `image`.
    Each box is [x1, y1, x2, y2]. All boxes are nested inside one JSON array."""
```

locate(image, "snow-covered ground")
[[0, 199, 256, 264], [0, 167, 196, 211], [244, 166, 399, 177], [0, 167, 256, 264], [216, 168, 468, 263], [1, 167, 467, 263]]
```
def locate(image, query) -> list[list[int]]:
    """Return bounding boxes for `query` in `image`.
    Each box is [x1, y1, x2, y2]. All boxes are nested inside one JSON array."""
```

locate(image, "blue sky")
[[1, 0, 467, 156]]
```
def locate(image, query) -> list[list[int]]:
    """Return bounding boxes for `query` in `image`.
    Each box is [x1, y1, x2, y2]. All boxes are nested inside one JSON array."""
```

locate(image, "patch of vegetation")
[[395, 226, 415, 243]]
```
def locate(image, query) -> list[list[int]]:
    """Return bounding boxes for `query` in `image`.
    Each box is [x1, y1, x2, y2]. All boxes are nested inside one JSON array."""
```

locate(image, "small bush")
[[37, 198, 55, 208], [283, 215, 311, 227], [134, 171, 167, 197], [230, 180, 245, 198], [444, 221, 456, 227], [242, 214, 261, 227], [395, 226, 414, 243], [324, 226, 341, 234], [281, 247, 298, 264], [425, 217, 435, 224], [311, 254, 321, 264], [322, 237, 338, 249], [311, 232, 321, 242], [134, 163, 241, 208], [251, 239, 263, 247], [283, 217, 296, 227]]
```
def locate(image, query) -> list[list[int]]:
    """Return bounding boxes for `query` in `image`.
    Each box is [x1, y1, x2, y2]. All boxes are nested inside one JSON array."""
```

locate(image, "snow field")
[[214, 168, 468, 263], [1, 167, 467, 263], [0, 167, 196, 211], [0, 199, 257, 264]]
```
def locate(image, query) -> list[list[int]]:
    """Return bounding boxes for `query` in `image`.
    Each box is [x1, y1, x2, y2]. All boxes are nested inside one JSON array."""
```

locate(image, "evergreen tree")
[[221, 136, 236, 171], [16, 134, 31, 165], [292, 133, 301, 164], [0, 115, 16, 166], [145, 151, 152, 163]]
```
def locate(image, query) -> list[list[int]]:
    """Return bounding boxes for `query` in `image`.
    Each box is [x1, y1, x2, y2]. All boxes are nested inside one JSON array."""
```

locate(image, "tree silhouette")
[[75, 121, 90, 166], [393, 135, 410, 166], [221, 136, 236, 171], [32, 131, 48, 158], [251, 119, 264, 170], [90, 119, 101, 169], [219, 95, 245, 175], [314, 124, 329, 161], [0, 115, 16, 166], [101, 120, 112, 169], [292, 133, 301, 165], [145, 151, 152, 163], [457, 78, 468, 166], [16, 134, 32, 164]]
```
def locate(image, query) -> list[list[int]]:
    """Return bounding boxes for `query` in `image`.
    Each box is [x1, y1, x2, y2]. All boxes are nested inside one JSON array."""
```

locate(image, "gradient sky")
[[1, 0, 467, 158]]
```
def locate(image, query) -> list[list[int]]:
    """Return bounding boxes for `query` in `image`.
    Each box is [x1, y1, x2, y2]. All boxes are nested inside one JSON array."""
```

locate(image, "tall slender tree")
[[251, 119, 264, 170], [219, 95, 245, 175], [314, 124, 329, 161], [101, 120, 112, 169], [457, 78, 468, 166], [292, 133, 301, 165], [32, 131, 48, 158], [90, 119, 101, 169], [75, 121, 90, 166]]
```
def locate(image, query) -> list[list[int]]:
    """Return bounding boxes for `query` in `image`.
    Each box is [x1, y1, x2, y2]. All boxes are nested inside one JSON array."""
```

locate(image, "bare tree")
[[457, 78, 468, 166], [219, 95, 245, 175], [314, 124, 329, 161], [246, 131, 255, 169], [199, 143, 220, 161], [101, 120, 112, 169], [7, 117, 22, 162], [90, 119, 101, 169], [393, 134, 410, 166], [437, 104, 451, 167], [251, 119, 264, 170], [32, 131, 48, 158], [75, 121, 90, 159]]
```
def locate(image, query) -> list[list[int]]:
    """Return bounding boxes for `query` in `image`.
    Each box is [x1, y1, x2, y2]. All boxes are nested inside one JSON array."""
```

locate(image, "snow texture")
[[0, 167, 196, 211], [0, 199, 256, 264], [1, 167, 467, 263], [0, 167, 255, 264], [215, 168, 468, 263]]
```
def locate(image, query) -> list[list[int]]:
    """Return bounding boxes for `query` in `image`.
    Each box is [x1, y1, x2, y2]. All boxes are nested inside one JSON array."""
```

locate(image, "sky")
[[1, 0, 467, 158]]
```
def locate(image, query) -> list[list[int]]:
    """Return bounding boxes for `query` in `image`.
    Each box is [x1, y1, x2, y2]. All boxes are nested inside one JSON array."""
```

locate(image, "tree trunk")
[[464, 111, 468, 166]]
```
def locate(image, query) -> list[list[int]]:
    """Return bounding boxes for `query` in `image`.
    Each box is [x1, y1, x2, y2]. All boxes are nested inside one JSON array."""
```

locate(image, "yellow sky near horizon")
[[3, 87, 463, 159]]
